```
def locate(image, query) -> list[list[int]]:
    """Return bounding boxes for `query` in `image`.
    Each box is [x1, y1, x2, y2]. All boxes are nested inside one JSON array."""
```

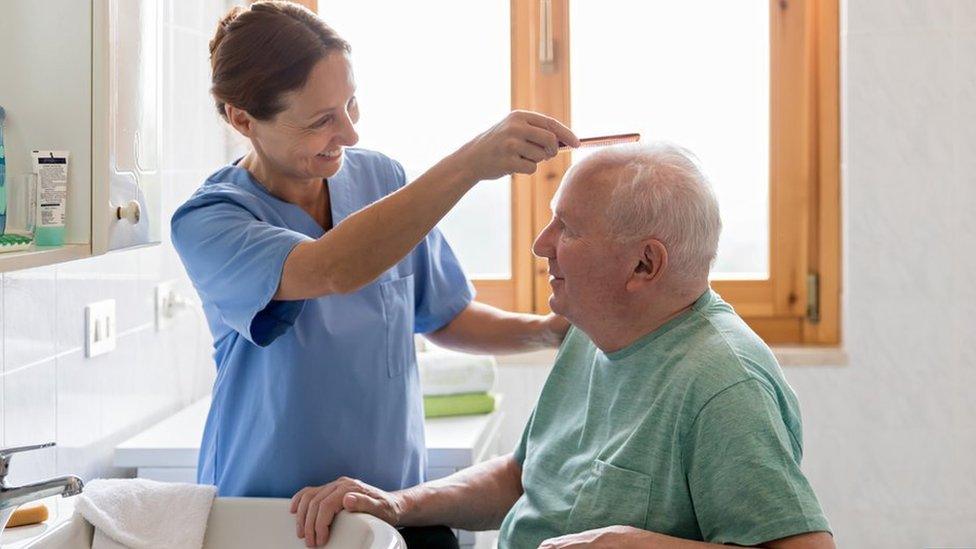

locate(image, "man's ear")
[[225, 104, 257, 138], [625, 239, 668, 292]]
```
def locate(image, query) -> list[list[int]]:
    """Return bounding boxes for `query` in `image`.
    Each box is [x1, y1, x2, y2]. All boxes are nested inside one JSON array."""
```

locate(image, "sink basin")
[[22, 497, 406, 549]]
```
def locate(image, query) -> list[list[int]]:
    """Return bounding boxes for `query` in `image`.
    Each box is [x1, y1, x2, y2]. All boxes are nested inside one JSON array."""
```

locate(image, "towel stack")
[[417, 343, 497, 418]]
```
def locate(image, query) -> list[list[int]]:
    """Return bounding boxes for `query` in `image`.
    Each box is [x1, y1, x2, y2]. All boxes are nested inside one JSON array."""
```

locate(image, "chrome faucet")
[[0, 443, 84, 534]]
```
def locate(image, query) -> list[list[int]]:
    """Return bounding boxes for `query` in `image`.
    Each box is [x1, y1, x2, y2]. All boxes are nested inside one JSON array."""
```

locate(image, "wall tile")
[[55, 350, 105, 482], [96, 331, 149, 439], [55, 250, 145, 355], [3, 267, 56, 372], [3, 360, 56, 486]]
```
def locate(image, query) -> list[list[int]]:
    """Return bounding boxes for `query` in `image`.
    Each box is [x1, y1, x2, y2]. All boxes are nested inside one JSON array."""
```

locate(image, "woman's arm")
[[275, 111, 579, 300], [425, 301, 569, 354]]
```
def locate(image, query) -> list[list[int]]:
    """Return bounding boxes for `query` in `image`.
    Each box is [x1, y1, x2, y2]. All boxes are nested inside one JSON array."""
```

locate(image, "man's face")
[[532, 165, 635, 325]]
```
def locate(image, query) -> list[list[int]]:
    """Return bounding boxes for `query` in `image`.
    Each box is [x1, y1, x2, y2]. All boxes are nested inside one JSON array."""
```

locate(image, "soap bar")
[[7, 504, 49, 528]]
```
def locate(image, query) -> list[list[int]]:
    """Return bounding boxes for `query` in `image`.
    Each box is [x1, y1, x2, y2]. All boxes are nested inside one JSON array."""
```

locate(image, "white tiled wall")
[[0, 0, 231, 486], [498, 1, 976, 547]]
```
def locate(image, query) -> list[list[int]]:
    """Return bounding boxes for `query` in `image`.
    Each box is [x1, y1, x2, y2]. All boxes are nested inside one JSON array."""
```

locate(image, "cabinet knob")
[[115, 200, 141, 224]]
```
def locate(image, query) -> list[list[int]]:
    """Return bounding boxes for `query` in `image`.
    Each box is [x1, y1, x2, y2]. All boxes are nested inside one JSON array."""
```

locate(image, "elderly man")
[[291, 143, 833, 548]]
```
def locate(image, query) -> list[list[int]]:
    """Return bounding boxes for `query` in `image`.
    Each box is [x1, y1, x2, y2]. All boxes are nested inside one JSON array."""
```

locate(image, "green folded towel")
[[423, 393, 496, 418]]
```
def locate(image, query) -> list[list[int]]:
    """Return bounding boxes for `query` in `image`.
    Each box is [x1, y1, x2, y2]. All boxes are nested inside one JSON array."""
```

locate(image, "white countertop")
[[115, 396, 504, 470]]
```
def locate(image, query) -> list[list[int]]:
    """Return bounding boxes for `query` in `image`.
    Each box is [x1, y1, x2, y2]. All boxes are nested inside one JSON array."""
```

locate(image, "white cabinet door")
[[93, 0, 162, 253]]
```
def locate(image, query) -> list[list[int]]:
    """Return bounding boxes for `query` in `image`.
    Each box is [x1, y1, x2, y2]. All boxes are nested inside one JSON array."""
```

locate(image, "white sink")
[[22, 497, 406, 549]]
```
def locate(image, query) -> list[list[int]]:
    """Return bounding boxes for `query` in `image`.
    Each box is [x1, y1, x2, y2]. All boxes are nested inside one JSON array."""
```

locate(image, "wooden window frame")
[[303, 0, 840, 345]]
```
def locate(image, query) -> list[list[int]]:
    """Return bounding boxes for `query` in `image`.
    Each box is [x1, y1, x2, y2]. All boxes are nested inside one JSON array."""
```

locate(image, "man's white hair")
[[584, 142, 722, 281]]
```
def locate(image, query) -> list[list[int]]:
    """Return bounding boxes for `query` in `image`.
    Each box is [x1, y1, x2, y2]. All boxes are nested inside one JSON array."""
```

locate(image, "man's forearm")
[[394, 454, 523, 531], [426, 301, 565, 354], [614, 529, 835, 549]]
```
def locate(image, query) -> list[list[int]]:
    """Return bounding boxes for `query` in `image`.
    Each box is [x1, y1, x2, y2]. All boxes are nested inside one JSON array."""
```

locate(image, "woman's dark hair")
[[209, 1, 351, 121]]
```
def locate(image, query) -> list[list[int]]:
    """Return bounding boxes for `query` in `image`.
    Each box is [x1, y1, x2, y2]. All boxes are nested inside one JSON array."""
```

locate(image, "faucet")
[[0, 442, 84, 534]]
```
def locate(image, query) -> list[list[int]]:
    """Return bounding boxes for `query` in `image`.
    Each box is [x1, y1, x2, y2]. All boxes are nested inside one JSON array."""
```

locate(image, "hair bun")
[[209, 5, 247, 59], [208, 1, 351, 122]]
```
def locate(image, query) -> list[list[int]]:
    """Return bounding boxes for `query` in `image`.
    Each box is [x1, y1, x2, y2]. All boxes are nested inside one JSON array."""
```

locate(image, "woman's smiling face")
[[248, 51, 360, 181]]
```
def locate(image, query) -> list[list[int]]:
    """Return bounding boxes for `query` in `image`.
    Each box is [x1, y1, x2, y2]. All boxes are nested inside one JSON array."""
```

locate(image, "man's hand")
[[539, 525, 649, 548], [539, 527, 835, 549], [290, 477, 403, 547]]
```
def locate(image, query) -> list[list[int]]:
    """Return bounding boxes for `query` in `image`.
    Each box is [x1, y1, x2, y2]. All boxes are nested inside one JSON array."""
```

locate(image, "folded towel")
[[75, 478, 217, 549], [417, 348, 497, 397], [424, 393, 496, 418]]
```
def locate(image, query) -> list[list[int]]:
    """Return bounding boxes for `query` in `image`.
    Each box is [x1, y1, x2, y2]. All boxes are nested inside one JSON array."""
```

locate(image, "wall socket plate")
[[85, 299, 117, 358], [155, 280, 178, 331]]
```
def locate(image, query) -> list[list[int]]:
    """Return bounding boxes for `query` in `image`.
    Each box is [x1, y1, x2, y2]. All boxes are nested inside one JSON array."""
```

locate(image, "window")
[[570, 1, 771, 278], [317, 0, 531, 310], [308, 0, 840, 345]]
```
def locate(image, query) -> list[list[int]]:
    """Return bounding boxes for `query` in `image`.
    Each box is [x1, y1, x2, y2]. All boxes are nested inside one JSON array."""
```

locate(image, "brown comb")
[[559, 132, 640, 150]]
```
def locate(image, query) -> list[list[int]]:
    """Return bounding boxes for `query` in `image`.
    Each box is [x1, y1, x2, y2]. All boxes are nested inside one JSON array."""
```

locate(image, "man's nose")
[[532, 221, 556, 259]]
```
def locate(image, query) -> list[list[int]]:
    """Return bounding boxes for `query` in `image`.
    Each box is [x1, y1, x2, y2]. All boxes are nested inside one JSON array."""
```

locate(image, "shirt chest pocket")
[[380, 274, 415, 377], [566, 459, 651, 533]]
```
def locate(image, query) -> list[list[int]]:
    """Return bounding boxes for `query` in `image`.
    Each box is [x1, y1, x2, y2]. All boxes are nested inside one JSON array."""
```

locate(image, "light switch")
[[155, 280, 177, 331], [86, 299, 117, 358]]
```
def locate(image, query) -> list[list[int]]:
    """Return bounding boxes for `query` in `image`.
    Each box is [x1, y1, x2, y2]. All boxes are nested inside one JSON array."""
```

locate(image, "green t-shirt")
[[498, 290, 830, 548]]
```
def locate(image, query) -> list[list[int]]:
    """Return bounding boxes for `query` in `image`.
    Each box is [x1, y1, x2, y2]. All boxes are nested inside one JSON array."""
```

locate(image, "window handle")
[[539, 0, 554, 72]]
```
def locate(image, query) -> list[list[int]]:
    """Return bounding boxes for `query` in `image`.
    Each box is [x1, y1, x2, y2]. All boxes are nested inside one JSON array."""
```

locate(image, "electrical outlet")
[[155, 280, 178, 331], [85, 299, 117, 358]]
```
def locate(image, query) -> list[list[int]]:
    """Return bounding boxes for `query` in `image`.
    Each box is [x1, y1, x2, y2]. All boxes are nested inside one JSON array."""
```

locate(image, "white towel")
[[75, 478, 216, 549], [417, 348, 497, 396]]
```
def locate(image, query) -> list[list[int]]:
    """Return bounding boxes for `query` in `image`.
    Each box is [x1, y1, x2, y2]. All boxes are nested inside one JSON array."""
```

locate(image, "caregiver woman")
[[171, 0, 578, 504]]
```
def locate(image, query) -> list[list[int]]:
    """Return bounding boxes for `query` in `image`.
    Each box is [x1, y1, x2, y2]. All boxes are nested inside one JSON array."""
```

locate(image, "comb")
[[559, 132, 640, 150]]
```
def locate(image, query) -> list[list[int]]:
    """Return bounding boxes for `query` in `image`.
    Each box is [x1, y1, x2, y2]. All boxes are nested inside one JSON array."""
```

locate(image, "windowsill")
[[492, 347, 848, 367], [771, 346, 848, 367]]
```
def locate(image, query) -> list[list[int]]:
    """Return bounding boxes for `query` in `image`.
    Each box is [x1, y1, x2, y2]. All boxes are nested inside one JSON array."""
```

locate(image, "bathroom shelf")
[[0, 244, 90, 273], [0, 0, 162, 276]]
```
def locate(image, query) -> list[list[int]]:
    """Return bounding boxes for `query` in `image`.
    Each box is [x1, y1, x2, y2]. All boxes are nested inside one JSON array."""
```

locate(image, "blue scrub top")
[[171, 148, 473, 497]]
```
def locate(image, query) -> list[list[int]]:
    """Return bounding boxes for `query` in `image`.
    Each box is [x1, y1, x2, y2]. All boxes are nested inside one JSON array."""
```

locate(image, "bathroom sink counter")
[[0, 496, 75, 548]]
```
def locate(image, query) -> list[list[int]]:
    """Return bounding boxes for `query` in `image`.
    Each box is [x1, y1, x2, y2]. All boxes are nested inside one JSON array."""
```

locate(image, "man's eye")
[[313, 116, 332, 128]]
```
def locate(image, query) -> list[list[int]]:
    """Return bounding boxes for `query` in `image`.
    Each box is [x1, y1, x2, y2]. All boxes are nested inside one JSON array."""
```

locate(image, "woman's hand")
[[543, 313, 571, 347], [454, 110, 580, 182], [290, 477, 404, 547]]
